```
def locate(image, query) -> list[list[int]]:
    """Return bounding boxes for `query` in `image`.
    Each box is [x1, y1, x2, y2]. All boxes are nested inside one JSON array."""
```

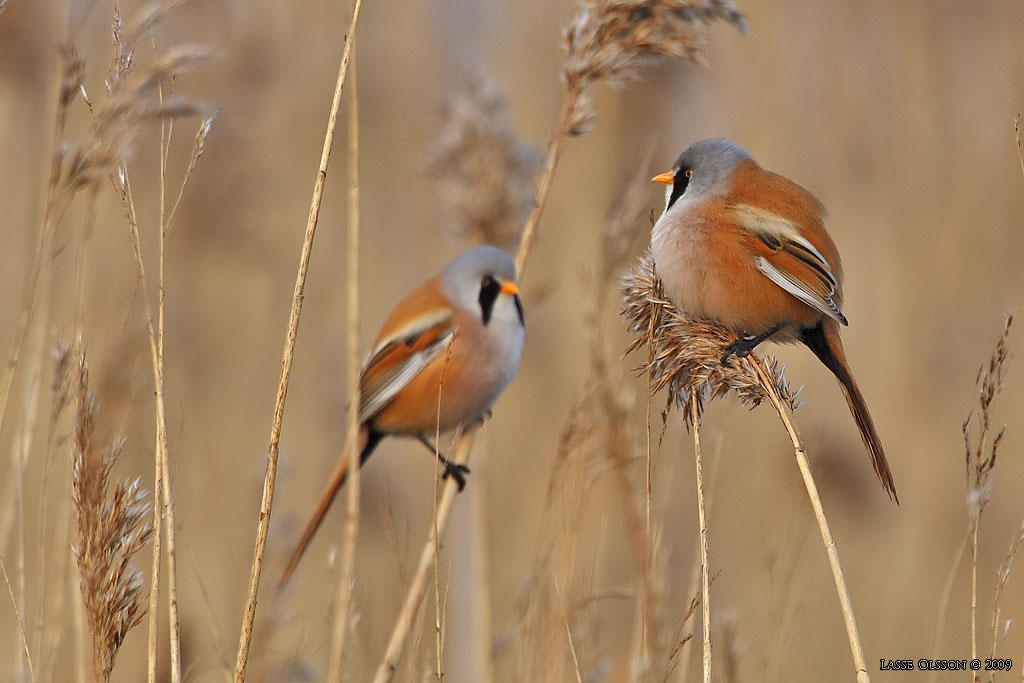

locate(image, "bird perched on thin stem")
[[280, 246, 525, 586], [649, 138, 898, 502]]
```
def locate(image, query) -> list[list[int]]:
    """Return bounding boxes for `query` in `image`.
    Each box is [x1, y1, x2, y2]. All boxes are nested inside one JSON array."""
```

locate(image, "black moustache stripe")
[[478, 278, 501, 325], [666, 169, 690, 210]]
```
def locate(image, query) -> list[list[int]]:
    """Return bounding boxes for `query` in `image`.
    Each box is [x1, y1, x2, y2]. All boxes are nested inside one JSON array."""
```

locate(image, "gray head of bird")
[[653, 138, 753, 213], [442, 245, 523, 327]]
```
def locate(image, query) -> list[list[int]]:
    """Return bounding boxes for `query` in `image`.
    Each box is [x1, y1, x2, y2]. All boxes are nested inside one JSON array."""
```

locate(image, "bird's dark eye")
[[684, 168, 694, 178], [481, 275, 493, 288]]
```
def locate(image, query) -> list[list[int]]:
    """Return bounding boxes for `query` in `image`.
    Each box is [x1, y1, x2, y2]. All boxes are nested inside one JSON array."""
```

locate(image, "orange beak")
[[651, 171, 675, 185], [500, 281, 520, 296]]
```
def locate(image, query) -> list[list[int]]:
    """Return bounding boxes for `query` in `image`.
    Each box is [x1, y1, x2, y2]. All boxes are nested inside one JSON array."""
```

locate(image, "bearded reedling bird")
[[280, 245, 525, 586], [650, 138, 898, 502]]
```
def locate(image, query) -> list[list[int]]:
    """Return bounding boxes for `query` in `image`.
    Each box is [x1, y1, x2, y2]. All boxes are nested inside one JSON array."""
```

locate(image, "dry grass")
[[72, 351, 154, 683]]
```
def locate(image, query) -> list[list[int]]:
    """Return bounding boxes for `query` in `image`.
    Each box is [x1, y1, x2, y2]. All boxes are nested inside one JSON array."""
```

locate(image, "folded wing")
[[358, 309, 456, 422], [730, 203, 847, 326]]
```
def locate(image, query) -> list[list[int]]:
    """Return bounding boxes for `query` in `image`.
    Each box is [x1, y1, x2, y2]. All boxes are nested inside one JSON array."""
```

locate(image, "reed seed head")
[[620, 252, 796, 425], [427, 71, 540, 250], [562, 0, 747, 133], [72, 352, 154, 683]]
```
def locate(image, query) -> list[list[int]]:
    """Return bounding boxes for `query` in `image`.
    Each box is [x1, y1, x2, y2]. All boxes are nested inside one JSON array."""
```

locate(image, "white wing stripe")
[[754, 257, 846, 324], [362, 308, 453, 373], [357, 329, 455, 423]]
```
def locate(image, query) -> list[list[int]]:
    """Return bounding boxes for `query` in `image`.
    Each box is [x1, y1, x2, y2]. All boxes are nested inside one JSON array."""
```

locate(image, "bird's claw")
[[720, 336, 756, 367], [442, 461, 471, 491]]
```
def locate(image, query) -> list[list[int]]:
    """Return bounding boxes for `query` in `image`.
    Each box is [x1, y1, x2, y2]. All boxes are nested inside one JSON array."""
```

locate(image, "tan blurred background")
[[2, 1, 1024, 681]]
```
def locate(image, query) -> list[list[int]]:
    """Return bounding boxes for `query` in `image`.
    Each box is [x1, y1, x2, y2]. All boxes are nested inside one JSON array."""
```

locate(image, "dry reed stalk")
[[0, 40, 83, 452], [987, 520, 1024, 681], [507, 306, 642, 679], [232, 1, 364, 680], [960, 315, 1013, 678], [326, 41, 362, 683], [762, 510, 812, 683], [554, 576, 585, 683], [1, 554, 35, 682], [500, 215, 654, 677], [34, 341, 77, 681], [689, 388, 712, 683], [508, 386, 597, 681], [12, 311, 47, 683], [72, 353, 154, 683], [0, 41, 86, 635], [116, 102, 211, 683], [447, 451, 496, 683], [371, 427, 479, 683], [621, 253, 871, 682], [29, 339, 75, 675], [672, 435, 725, 683], [432, 352, 449, 681], [748, 359, 870, 683], [514, 0, 746, 277], [926, 314, 1014, 679]]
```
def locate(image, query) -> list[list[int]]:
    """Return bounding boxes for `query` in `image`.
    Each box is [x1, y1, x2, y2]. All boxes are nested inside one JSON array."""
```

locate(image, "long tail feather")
[[800, 319, 899, 503], [279, 426, 380, 587]]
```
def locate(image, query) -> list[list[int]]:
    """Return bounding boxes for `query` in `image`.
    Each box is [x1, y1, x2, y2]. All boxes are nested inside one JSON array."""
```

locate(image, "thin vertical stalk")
[[513, 82, 582, 278], [1, 556, 35, 682], [146, 443, 162, 683], [971, 521, 980, 681], [124, 178, 182, 683], [371, 428, 478, 683], [232, 3, 364, 679], [751, 359, 870, 683], [326, 42, 361, 683], [689, 389, 712, 683]]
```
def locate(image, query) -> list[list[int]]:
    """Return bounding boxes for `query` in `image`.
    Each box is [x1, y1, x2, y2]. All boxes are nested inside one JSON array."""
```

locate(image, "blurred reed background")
[[1, 1, 1024, 681]]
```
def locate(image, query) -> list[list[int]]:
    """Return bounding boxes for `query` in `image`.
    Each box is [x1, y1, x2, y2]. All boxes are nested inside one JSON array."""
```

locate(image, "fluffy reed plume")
[[620, 252, 796, 421], [516, 0, 747, 273], [72, 353, 154, 683], [563, 0, 747, 134], [427, 71, 540, 250]]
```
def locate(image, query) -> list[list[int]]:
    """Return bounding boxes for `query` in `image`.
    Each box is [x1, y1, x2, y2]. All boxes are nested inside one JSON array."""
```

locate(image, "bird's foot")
[[440, 457, 471, 491], [720, 335, 756, 366], [721, 326, 782, 367]]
